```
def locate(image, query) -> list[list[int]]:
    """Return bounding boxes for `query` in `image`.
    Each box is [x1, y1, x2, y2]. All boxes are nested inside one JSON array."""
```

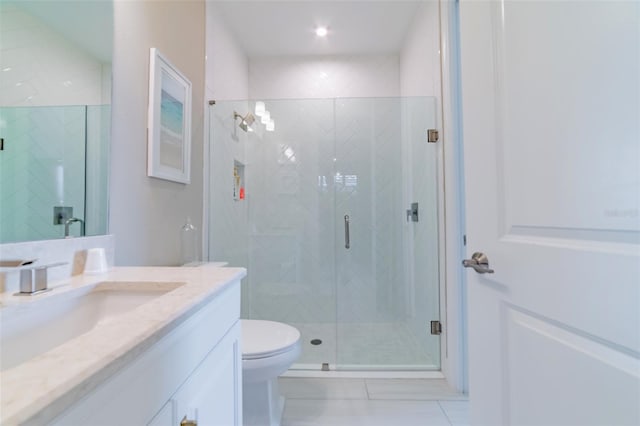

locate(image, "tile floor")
[[279, 378, 469, 426], [289, 322, 437, 368]]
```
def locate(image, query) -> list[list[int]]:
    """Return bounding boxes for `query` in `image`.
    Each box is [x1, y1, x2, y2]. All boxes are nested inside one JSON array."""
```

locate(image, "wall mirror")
[[0, 0, 113, 243]]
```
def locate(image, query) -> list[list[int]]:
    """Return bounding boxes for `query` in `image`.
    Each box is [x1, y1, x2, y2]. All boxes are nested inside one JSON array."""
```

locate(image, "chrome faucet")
[[64, 217, 85, 238], [17, 262, 67, 295]]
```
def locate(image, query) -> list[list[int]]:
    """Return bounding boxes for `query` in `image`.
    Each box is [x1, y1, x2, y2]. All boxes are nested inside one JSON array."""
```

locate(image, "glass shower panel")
[[405, 97, 441, 368], [0, 106, 87, 243], [245, 99, 338, 369], [334, 97, 440, 369]]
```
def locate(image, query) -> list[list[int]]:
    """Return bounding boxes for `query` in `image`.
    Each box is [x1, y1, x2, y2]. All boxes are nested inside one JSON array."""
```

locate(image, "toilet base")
[[243, 377, 285, 426]]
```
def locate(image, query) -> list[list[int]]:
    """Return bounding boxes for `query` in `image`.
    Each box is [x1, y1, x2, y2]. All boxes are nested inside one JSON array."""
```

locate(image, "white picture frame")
[[147, 48, 192, 184]]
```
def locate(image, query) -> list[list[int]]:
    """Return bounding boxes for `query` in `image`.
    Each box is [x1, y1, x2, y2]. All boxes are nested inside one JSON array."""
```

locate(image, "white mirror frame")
[[147, 48, 192, 184]]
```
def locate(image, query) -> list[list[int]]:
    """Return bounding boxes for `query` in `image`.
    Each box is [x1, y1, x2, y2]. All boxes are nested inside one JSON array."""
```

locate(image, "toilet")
[[241, 319, 301, 426]]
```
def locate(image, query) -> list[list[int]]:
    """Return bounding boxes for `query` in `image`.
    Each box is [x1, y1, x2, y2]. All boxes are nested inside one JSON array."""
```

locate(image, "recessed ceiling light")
[[315, 26, 328, 37]]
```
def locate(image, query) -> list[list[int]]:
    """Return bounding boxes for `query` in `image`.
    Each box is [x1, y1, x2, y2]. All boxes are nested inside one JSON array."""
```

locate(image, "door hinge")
[[427, 129, 439, 143], [430, 320, 442, 335]]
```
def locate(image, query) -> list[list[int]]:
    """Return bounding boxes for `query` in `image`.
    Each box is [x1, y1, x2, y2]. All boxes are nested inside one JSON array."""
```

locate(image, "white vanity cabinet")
[[50, 281, 242, 426], [150, 321, 241, 426]]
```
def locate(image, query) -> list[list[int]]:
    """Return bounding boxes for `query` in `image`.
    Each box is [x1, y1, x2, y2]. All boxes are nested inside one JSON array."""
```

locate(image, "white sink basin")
[[0, 281, 184, 371]]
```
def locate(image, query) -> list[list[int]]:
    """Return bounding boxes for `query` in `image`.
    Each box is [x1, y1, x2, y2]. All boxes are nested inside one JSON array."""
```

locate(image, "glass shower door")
[[334, 97, 441, 369], [244, 98, 339, 370]]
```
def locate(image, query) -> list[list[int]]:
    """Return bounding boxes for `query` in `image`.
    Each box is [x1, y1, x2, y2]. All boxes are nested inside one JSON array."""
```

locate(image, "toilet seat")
[[242, 320, 301, 360]]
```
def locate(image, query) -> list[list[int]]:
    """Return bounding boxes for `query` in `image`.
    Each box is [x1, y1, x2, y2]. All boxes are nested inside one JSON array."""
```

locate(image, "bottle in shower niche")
[[180, 216, 199, 265]]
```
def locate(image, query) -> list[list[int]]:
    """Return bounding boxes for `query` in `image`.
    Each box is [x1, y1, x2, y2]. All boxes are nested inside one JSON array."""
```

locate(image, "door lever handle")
[[462, 252, 494, 274]]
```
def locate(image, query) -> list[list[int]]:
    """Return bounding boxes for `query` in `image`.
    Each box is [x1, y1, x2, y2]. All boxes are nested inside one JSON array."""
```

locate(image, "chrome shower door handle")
[[462, 252, 494, 274], [344, 215, 350, 249]]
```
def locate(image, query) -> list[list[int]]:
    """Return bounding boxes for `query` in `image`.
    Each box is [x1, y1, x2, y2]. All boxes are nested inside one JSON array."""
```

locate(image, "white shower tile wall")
[[0, 3, 108, 107], [0, 106, 87, 243], [243, 97, 414, 334], [245, 99, 336, 323], [248, 55, 400, 100], [207, 100, 252, 313], [333, 97, 405, 323]]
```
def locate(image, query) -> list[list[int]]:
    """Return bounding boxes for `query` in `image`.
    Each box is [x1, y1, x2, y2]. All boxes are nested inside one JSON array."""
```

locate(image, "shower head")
[[234, 111, 256, 132]]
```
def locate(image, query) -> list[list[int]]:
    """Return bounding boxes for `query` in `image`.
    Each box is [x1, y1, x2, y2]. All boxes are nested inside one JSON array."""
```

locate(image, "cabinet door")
[[173, 322, 242, 426]]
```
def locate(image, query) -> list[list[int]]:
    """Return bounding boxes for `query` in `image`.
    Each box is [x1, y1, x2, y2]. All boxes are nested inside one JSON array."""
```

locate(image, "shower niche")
[[233, 160, 245, 201]]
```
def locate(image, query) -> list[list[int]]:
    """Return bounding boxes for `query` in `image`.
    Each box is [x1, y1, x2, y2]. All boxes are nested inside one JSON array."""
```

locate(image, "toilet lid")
[[242, 319, 301, 359]]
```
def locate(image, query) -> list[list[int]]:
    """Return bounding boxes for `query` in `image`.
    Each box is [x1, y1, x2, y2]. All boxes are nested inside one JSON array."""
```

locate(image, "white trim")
[[439, 0, 468, 394]]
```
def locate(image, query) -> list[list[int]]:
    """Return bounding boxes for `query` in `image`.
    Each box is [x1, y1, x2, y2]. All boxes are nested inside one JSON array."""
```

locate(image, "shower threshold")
[[283, 367, 444, 379]]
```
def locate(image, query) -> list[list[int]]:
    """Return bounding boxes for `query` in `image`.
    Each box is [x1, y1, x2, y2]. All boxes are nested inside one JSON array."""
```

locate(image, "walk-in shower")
[[208, 97, 440, 371]]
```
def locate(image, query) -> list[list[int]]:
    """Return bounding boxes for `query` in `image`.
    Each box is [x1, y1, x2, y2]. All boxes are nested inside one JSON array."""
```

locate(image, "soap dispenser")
[[180, 216, 199, 265]]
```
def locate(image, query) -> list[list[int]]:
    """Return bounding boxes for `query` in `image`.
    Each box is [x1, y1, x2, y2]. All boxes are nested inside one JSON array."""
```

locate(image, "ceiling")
[[211, 1, 425, 57]]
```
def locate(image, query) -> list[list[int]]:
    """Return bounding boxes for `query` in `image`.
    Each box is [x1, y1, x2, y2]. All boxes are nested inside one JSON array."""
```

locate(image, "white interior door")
[[459, 1, 640, 425]]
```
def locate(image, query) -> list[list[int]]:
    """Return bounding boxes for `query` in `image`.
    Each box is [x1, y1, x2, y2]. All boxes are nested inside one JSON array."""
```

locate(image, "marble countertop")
[[0, 265, 246, 425]]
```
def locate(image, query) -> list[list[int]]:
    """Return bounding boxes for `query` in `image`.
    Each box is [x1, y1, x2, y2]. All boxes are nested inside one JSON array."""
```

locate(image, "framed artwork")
[[147, 48, 191, 184]]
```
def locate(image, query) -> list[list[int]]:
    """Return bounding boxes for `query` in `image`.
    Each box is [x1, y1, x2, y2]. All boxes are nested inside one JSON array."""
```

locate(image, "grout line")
[[364, 378, 372, 400], [437, 400, 455, 426]]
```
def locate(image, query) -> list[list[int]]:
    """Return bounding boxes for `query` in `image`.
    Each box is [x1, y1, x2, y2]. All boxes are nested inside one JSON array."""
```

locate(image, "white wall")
[[205, 3, 249, 102], [110, 0, 205, 266], [400, 2, 441, 97], [249, 55, 400, 100]]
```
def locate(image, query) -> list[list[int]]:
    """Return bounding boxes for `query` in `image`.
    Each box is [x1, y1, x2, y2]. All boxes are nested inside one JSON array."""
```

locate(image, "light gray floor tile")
[[439, 401, 470, 426], [279, 378, 368, 400], [282, 399, 452, 426], [365, 379, 467, 401]]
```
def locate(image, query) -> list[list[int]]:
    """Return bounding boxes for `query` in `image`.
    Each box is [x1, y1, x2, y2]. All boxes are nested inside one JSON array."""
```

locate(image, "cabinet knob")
[[180, 415, 197, 426]]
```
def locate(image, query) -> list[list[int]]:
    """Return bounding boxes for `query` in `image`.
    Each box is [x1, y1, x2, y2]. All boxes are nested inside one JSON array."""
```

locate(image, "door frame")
[[438, 0, 468, 394]]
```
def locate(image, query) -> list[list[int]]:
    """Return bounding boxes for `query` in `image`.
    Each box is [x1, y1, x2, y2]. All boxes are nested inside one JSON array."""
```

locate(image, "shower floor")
[[289, 321, 438, 370]]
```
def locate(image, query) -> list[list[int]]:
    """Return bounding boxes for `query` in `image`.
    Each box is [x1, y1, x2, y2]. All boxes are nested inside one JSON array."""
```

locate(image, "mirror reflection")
[[0, 0, 112, 243]]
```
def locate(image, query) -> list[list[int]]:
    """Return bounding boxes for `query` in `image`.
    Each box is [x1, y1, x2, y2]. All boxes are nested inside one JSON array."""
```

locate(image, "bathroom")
[[0, 1, 638, 425]]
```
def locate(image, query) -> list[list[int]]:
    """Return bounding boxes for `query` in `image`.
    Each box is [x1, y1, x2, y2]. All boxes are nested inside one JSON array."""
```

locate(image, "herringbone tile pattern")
[[0, 106, 86, 242]]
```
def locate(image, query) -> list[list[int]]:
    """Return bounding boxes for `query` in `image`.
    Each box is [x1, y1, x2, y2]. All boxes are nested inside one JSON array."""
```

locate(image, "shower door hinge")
[[430, 320, 442, 335], [427, 129, 439, 143]]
